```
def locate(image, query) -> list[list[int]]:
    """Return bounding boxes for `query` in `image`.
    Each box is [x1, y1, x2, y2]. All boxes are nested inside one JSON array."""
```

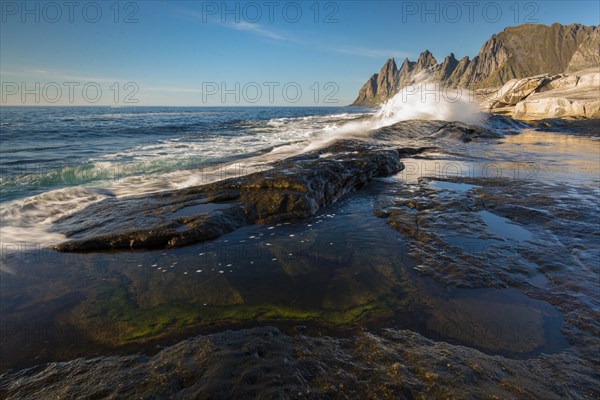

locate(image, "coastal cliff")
[[352, 23, 600, 118]]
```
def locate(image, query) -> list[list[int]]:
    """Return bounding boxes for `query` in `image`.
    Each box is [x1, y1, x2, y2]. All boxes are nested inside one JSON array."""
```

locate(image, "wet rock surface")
[[1, 326, 597, 400], [2, 118, 599, 399], [528, 117, 600, 137], [375, 176, 600, 363], [52, 118, 521, 253], [53, 141, 412, 252]]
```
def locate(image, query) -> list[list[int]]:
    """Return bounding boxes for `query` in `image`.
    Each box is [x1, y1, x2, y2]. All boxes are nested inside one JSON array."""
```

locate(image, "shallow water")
[[478, 210, 533, 242], [0, 181, 570, 371], [0, 115, 597, 390], [488, 129, 600, 185], [390, 129, 599, 186], [430, 181, 480, 192]]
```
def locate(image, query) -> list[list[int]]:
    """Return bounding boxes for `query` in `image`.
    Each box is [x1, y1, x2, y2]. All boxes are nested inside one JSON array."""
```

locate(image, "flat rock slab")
[[1, 326, 597, 400], [53, 140, 420, 252]]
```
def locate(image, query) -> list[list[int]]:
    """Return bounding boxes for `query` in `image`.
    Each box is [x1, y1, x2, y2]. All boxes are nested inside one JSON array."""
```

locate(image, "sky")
[[1, 0, 598, 106]]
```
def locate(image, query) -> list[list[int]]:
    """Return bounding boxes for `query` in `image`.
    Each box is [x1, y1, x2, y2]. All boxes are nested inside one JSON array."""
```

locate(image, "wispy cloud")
[[0, 70, 22, 77], [335, 46, 411, 59], [58, 74, 132, 83], [145, 86, 204, 94], [228, 21, 286, 40], [175, 5, 289, 42], [172, 4, 407, 57], [2, 67, 133, 83]]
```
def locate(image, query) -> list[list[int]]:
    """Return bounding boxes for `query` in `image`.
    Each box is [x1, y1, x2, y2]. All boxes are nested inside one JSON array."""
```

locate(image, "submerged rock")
[[375, 176, 600, 364]]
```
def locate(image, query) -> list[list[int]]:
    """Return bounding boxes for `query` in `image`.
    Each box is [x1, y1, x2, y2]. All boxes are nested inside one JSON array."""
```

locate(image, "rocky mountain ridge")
[[352, 23, 599, 107]]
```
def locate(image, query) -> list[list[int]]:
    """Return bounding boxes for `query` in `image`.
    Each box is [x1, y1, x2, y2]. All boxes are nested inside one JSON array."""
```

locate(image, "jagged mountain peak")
[[416, 50, 437, 68], [380, 58, 398, 73], [352, 23, 598, 106], [400, 57, 413, 71]]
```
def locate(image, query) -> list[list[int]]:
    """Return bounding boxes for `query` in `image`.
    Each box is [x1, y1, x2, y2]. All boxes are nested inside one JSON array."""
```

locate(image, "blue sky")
[[1, 0, 598, 105]]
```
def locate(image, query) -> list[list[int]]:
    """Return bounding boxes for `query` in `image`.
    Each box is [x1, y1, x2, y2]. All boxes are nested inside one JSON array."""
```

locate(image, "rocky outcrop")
[[414, 49, 437, 72], [483, 70, 600, 119], [351, 74, 379, 106], [567, 29, 600, 73], [52, 141, 412, 251], [375, 58, 398, 102], [446, 56, 471, 87], [436, 53, 459, 81], [466, 23, 595, 88], [2, 326, 598, 400], [352, 51, 443, 106], [395, 57, 415, 91], [352, 59, 397, 106], [352, 23, 599, 106]]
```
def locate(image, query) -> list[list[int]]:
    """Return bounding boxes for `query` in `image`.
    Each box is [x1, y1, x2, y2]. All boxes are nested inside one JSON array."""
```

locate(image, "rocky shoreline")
[[2, 117, 599, 399], [2, 326, 597, 399], [51, 117, 518, 252], [53, 141, 425, 252]]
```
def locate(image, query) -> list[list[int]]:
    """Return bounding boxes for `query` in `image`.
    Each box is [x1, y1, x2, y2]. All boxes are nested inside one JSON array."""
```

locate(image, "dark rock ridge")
[[1, 327, 597, 399], [53, 141, 416, 252], [352, 23, 599, 105]]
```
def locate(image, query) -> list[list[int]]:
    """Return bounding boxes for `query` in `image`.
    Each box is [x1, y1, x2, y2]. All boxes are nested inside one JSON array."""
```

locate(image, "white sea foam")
[[90, 112, 366, 165], [301, 84, 485, 151], [0, 159, 275, 253], [375, 85, 484, 126], [0, 102, 480, 252]]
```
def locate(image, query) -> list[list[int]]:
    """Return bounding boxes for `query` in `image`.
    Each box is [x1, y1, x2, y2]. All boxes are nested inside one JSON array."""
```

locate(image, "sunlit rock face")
[[566, 28, 600, 73], [481, 70, 600, 119], [352, 23, 599, 107]]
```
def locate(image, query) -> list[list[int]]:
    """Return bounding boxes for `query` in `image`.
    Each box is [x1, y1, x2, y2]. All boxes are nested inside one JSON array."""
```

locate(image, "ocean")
[[1, 99, 598, 377], [0, 106, 373, 244], [0, 106, 377, 202]]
